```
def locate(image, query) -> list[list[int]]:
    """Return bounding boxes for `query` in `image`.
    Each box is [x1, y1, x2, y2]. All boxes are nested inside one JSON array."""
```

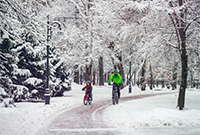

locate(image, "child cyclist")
[[82, 81, 93, 100], [108, 69, 123, 99]]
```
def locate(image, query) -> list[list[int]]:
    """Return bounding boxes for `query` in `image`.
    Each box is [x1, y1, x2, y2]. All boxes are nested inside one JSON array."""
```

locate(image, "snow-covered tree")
[[120, 0, 200, 109], [0, 0, 71, 101]]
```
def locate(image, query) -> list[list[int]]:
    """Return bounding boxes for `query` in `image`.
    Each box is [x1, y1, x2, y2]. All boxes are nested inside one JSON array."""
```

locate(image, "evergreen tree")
[[0, 36, 16, 97], [49, 46, 71, 97]]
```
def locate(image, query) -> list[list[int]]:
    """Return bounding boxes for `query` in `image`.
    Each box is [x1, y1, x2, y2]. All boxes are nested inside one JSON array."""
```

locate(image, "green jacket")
[[108, 73, 123, 84]]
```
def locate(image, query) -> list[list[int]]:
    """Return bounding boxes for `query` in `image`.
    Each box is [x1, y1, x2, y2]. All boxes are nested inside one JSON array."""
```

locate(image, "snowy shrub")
[[29, 89, 40, 100], [0, 95, 3, 103], [0, 87, 4, 102], [24, 77, 43, 86], [3, 98, 16, 108], [0, 76, 12, 87], [50, 76, 71, 97], [32, 89, 39, 94], [62, 82, 70, 89], [0, 77, 12, 98], [9, 84, 29, 102], [12, 68, 31, 77], [0, 87, 8, 97], [23, 78, 43, 99]]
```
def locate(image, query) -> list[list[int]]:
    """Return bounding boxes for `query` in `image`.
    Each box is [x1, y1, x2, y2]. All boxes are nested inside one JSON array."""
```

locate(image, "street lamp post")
[[129, 60, 132, 93], [45, 15, 61, 105], [129, 45, 133, 93]]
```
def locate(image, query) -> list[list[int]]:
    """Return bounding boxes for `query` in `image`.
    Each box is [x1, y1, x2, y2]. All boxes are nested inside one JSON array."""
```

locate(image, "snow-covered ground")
[[0, 83, 200, 135], [103, 87, 200, 135]]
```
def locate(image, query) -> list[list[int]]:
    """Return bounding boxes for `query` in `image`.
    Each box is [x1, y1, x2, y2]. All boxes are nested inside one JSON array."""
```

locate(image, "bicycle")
[[83, 89, 92, 105], [111, 84, 119, 105]]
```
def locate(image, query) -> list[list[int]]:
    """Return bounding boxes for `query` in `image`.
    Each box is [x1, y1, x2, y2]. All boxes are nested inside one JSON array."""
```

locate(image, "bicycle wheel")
[[115, 92, 119, 104], [112, 98, 115, 105], [112, 90, 118, 105], [88, 97, 92, 105], [83, 96, 88, 105], [112, 90, 115, 105]]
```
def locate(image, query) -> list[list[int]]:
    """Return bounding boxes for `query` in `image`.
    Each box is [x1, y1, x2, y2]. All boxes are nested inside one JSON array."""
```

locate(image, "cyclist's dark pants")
[[112, 83, 121, 99], [86, 91, 92, 100]]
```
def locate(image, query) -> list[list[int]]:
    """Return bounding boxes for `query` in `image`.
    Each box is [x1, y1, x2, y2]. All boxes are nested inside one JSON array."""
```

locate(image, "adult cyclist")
[[108, 69, 123, 99]]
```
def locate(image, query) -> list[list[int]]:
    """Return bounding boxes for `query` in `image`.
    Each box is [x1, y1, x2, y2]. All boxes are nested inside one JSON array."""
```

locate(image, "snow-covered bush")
[[29, 89, 40, 100], [9, 84, 29, 102], [3, 98, 16, 108]]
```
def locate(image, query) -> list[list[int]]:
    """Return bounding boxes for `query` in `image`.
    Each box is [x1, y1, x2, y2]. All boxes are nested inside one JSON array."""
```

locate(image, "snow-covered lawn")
[[104, 90, 200, 128], [0, 83, 200, 135]]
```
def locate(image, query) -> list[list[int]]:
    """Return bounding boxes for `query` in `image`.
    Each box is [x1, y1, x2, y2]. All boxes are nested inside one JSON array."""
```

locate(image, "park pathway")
[[37, 92, 176, 135]]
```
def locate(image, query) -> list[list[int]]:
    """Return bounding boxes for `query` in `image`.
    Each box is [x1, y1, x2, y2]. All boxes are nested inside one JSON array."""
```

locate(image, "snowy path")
[[37, 93, 175, 135]]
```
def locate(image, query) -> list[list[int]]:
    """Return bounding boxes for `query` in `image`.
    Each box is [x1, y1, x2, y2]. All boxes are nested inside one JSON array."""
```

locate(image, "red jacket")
[[83, 83, 93, 92]]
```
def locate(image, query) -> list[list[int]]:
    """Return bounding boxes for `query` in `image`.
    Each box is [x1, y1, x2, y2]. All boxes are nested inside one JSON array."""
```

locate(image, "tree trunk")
[[117, 51, 125, 84], [99, 56, 104, 86], [177, 0, 188, 110], [133, 72, 136, 86], [107, 72, 110, 83], [149, 65, 153, 90], [156, 80, 159, 87], [141, 59, 146, 91], [172, 62, 178, 90], [80, 67, 83, 85], [190, 72, 194, 88], [84, 0, 93, 84], [178, 54, 188, 110], [74, 65, 79, 84], [161, 79, 165, 88], [86, 64, 92, 82], [97, 74, 99, 85], [93, 70, 96, 85]]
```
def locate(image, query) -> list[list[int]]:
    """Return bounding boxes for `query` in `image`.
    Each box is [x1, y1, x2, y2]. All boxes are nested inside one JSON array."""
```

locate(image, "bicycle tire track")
[[38, 92, 174, 135]]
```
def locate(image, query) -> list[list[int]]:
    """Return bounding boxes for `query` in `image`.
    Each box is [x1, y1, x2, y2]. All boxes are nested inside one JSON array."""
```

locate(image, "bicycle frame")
[[83, 89, 92, 105]]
